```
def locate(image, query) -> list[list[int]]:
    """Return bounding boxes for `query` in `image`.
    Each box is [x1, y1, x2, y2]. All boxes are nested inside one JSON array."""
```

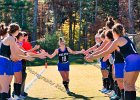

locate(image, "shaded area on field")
[[25, 96, 42, 100], [66, 91, 93, 100], [137, 97, 140, 100]]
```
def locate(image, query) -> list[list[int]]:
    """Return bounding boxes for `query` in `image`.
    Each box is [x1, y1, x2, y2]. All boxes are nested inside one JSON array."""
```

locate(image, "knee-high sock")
[[125, 91, 136, 100], [114, 81, 121, 97], [63, 81, 69, 90], [106, 78, 110, 90], [103, 78, 107, 88], [21, 72, 27, 94], [14, 83, 21, 96], [131, 91, 136, 100], [8, 85, 11, 98], [0, 93, 1, 98], [120, 89, 124, 100], [1, 93, 8, 100]]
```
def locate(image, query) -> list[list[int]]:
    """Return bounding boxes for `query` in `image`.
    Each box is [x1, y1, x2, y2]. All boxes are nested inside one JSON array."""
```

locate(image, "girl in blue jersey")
[[85, 23, 140, 100], [11, 32, 27, 99], [84, 29, 110, 93], [92, 30, 125, 99], [0, 23, 46, 100], [46, 37, 84, 93], [11, 31, 45, 99], [85, 29, 111, 93], [0, 23, 35, 100], [112, 49, 124, 100], [0, 23, 9, 99], [85, 17, 116, 93]]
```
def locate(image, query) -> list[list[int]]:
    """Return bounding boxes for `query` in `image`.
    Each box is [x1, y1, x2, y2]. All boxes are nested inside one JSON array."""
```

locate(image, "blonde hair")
[[59, 37, 65, 44]]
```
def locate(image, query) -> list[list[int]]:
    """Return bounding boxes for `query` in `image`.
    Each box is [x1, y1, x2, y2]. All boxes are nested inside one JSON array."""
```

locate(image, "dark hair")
[[106, 17, 115, 29], [105, 30, 113, 40], [24, 32, 28, 37], [16, 31, 24, 40], [98, 29, 103, 34], [112, 23, 124, 36], [100, 32, 105, 39], [8, 23, 20, 34], [0, 23, 8, 36]]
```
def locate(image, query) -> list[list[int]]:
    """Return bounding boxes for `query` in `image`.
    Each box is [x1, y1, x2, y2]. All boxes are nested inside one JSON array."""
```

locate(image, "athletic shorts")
[[125, 54, 140, 72], [100, 61, 108, 70], [13, 61, 22, 73], [114, 63, 124, 78], [57, 62, 70, 71], [0, 57, 13, 75]]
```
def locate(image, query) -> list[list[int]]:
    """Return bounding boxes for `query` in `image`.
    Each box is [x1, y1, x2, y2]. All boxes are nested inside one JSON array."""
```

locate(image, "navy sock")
[[0, 93, 1, 99], [8, 85, 11, 98], [121, 89, 124, 100], [131, 91, 136, 100], [63, 81, 69, 90], [125, 91, 136, 100], [1, 93, 8, 100], [102, 78, 107, 88], [14, 83, 21, 96]]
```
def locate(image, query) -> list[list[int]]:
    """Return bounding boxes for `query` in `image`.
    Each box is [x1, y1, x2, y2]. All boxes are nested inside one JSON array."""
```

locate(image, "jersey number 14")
[[62, 56, 66, 62]]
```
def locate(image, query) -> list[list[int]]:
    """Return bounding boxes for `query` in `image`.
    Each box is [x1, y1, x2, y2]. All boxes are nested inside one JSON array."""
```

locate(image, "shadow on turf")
[[25, 96, 56, 100], [66, 91, 93, 100], [25, 92, 108, 100], [137, 97, 140, 100]]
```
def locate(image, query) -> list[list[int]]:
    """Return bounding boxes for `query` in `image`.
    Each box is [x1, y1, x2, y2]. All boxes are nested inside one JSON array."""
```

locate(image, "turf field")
[[23, 64, 140, 100]]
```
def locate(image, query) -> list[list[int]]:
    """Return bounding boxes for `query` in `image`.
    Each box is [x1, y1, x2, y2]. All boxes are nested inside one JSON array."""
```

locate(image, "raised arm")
[[84, 44, 98, 55], [85, 40, 118, 62], [94, 40, 108, 52], [92, 41, 113, 55], [9, 37, 34, 61], [47, 49, 58, 59], [67, 47, 84, 54]]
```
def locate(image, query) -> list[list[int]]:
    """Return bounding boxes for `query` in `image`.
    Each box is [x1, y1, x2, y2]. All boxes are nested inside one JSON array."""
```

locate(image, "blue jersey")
[[58, 47, 69, 63], [0, 43, 11, 58], [113, 50, 124, 63], [17, 41, 23, 47], [119, 37, 138, 58]]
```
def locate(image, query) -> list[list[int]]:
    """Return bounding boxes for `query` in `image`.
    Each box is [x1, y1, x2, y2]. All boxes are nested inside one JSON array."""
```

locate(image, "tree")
[[32, 0, 38, 45]]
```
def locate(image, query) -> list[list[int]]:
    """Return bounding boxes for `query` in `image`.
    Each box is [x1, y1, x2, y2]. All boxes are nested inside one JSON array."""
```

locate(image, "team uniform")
[[97, 42, 108, 70], [119, 37, 140, 72], [113, 51, 124, 78], [57, 47, 70, 93], [14, 42, 23, 73], [109, 51, 125, 100], [100, 58, 108, 70], [58, 47, 69, 71], [0, 43, 12, 75], [118, 36, 140, 100], [97, 42, 111, 93]]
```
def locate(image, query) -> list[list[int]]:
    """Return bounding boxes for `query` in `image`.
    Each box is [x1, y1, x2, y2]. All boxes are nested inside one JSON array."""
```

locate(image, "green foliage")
[[98, 0, 119, 19], [0, 0, 33, 32], [27, 55, 85, 66], [37, 33, 59, 53]]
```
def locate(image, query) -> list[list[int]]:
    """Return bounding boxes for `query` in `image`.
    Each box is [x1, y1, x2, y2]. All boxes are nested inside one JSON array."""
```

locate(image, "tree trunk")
[[128, 0, 135, 34], [69, 11, 73, 48], [78, 0, 82, 50], [72, 11, 76, 49], [32, 0, 38, 46], [52, 0, 57, 34]]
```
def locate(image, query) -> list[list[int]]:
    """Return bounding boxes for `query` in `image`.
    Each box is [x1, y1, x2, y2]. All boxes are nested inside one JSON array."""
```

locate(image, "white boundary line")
[[24, 68, 46, 92]]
